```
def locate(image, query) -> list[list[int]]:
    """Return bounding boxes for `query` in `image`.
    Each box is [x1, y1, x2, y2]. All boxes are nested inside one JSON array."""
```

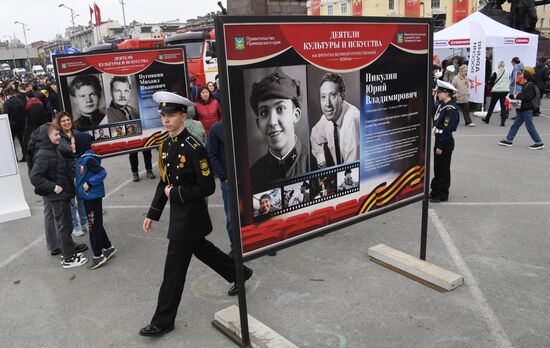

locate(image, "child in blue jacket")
[[75, 132, 116, 269]]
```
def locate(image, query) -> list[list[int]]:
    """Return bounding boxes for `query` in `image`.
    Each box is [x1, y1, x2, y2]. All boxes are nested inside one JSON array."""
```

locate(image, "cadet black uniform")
[[430, 94, 459, 202], [140, 92, 251, 337]]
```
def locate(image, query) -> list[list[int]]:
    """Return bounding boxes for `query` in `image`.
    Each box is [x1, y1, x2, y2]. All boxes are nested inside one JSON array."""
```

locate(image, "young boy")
[[74, 132, 116, 269], [29, 122, 88, 268]]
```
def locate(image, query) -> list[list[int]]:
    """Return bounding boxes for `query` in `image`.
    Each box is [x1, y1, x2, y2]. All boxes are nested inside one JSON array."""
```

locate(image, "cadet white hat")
[[152, 91, 194, 113], [436, 79, 457, 93]]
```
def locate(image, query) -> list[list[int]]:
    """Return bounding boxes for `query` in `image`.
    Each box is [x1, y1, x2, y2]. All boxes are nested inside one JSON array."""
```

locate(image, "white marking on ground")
[[429, 209, 513, 348]]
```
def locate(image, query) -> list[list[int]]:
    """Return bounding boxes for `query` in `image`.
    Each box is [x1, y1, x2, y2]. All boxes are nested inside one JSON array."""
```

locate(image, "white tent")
[[434, 12, 539, 71]]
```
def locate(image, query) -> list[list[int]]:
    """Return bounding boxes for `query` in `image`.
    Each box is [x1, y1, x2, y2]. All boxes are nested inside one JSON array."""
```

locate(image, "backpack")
[[528, 82, 541, 109]]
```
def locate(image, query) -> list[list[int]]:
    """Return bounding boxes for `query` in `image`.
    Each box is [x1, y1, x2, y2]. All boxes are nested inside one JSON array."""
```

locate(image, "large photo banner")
[[54, 47, 188, 156], [219, 18, 431, 256]]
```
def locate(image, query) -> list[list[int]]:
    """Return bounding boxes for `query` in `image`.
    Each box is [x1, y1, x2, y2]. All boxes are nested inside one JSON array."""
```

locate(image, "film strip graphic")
[[358, 165, 425, 215], [89, 120, 144, 143], [265, 162, 360, 218]]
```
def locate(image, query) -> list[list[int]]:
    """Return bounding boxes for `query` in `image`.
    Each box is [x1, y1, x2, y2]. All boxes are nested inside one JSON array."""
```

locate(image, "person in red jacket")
[[194, 86, 221, 135]]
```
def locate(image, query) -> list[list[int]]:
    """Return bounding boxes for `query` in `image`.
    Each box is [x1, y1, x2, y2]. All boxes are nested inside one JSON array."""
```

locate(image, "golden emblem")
[[199, 159, 211, 176]]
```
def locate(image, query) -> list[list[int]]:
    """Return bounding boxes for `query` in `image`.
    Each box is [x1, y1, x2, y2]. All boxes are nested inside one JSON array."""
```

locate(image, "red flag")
[[94, 2, 101, 25], [89, 5, 94, 24], [311, 0, 320, 16], [404, 0, 421, 17], [352, 0, 362, 16]]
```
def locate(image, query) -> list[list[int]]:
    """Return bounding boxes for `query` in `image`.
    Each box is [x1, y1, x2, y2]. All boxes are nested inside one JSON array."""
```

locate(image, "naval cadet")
[[430, 80, 459, 203], [139, 91, 253, 338], [249, 69, 317, 192]]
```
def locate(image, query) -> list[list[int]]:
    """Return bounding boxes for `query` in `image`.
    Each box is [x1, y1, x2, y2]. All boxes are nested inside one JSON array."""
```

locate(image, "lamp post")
[[58, 3, 77, 28], [14, 21, 30, 71]]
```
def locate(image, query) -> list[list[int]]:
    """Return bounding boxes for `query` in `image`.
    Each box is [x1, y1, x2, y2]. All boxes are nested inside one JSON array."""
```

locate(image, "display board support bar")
[[213, 305, 299, 348], [368, 244, 463, 291]]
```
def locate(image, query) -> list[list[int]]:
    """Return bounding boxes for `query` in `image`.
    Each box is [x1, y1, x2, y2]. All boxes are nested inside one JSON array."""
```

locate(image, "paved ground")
[[1, 102, 550, 347]]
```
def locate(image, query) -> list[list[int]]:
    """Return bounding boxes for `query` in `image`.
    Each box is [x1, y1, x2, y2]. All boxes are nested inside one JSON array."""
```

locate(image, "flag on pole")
[[467, 22, 486, 104], [94, 2, 101, 26], [89, 5, 94, 24]]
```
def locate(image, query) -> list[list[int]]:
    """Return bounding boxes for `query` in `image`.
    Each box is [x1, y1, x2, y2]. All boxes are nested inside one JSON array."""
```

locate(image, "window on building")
[[389, 0, 395, 10], [328, 4, 334, 15], [341, 2, 348, 14], [431, 0, 440, 9]]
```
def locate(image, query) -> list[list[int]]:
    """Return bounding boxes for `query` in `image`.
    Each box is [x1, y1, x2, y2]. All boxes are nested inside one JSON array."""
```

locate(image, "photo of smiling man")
[[246, 66, 317, 191], [68, 74, 107, 130]]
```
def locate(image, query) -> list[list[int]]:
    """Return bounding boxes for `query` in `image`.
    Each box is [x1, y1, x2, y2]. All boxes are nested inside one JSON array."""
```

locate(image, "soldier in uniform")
[[249, 69, 316, 191], [139, 91, 253, 338], [430, 80, 460, 203]]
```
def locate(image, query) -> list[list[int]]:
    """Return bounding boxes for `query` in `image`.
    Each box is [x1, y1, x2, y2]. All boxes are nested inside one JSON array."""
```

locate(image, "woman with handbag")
[[483, 61, 510, 126]]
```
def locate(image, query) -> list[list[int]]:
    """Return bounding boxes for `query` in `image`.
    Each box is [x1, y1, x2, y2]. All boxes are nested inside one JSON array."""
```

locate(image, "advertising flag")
[[453, 0, 469, 23], [467, 22, 486, 103], [404, 0, 421, 17], [311, 0, 320, 15], [352, 0, 363, 16], [94, 2, 101, 25]]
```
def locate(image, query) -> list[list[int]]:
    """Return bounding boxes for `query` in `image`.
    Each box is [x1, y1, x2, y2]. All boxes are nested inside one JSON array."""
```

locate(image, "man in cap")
[[310, 72, 360, 168], [249, 69, 316, 191], [139, 91, 253, 338], [430, 80, 460, 203]]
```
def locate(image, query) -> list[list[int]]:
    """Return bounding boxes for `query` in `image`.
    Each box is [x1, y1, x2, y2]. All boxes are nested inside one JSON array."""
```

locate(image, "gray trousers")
[[42, 197, 59, 252], [50, 200, 76, 259]]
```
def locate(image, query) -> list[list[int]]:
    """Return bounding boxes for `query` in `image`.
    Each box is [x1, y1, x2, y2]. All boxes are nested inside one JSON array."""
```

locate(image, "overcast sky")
[[3, 0, 227, 44]]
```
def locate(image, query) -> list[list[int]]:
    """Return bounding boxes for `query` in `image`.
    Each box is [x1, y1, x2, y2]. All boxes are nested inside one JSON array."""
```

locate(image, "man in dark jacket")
[[533, 58, 549, 116], [29, 123, 89, 268], [2, 87, 27, 161]]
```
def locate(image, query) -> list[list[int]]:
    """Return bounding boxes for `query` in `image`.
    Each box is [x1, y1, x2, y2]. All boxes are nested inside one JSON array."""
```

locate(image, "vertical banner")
[[311, 0, 320, 15], [219, 19, 432, 257], [453, 0, 469, 23], [54, 47, 188, 156], [404, 0, 421, 17], [352, 0, 363, 16], [467, 22, 485, 103]]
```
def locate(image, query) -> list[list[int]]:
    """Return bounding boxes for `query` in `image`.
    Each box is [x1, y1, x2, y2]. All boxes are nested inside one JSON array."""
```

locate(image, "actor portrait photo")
[[307, 69, 360, 168], [111, 125, 126, 138], [283, 180, 311, 207], [315, 174, 336, 199], [68, 74, 107, 130], [94, 127, 110, 140], [125, 122, 142, 136], [105, 75, 140, 123], [337, 167, 359, 192], [244, 65, 317, 191], [252, 189, 282, 217]]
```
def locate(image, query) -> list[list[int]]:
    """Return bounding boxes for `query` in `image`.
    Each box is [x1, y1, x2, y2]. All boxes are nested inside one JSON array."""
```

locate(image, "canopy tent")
[[433, 12, 539, 71]]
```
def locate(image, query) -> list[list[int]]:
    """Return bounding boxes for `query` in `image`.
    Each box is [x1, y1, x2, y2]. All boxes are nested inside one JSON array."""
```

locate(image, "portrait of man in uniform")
[[68, 74, 107, 130], [105, 75, 140, 123], [307, 70, 360, 168], [94, 127, 110, 140], [244, 65, 317, 192], [252, 189, 281, 217]]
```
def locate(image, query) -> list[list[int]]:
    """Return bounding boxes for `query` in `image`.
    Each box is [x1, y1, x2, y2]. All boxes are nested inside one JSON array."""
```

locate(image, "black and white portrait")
[[67, 74, 107, 130], [94, 127, 110, 140], [337, 167, 359, 192], [307, 67, 360, 168], [283, 180, 311, 208], [103, 75, 140, 123], [252, 188, 282, 217], [244, 65, 316, 191]]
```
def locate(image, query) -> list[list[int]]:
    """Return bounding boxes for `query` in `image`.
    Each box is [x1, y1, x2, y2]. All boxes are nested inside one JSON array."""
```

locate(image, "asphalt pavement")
[[1, 102, 549, 347]]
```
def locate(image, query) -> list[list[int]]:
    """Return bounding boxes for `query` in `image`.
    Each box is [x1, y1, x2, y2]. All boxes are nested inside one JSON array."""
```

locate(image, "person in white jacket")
[[483, 61, 510, 126]]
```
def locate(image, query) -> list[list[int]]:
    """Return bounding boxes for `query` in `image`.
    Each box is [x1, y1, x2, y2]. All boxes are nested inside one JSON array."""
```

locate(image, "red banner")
[[404, 0, 421, 17], [94, 2, 101, 25], [311, 0, 320, 16], [352, 0, 362, 16], [453, 0, 469, 23]]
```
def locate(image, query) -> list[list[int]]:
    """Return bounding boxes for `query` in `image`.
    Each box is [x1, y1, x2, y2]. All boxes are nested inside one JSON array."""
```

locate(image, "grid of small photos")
[[88, 120, 143, 143], [252, 163, 360, 219]]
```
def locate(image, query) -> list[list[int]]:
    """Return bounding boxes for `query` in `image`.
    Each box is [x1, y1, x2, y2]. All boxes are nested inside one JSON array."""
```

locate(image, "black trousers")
[[485, 92, 508, 123], [11, 125, 26, 160], [84, 198, 112, 257], [129, 150, 152, 173], [151, 238, 242, 329], [430, 138, 455, 200], [456, 103, 473, 125]]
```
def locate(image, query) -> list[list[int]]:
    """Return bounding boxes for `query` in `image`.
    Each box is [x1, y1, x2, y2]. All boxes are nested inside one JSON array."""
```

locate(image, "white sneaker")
[[72, 226, 85, 237], [466, 123, 476, 127], [62, 254, 88, 269]]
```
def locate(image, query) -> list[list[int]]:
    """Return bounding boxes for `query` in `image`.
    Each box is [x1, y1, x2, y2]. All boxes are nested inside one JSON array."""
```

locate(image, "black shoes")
[[50, 248, 61, 256], [146, 170, 156, 179], [139, 324, 174, 337], [430, 196, 448, 203], [74, 243, 88, 253], [132, 172, 140, 182], [482, 117, 489, 124], [228, 267, 253, 296]]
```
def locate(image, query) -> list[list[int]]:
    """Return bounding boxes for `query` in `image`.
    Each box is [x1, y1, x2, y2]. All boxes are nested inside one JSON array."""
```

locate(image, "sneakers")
[[146, 170, 156, 179], [72, 226, 85, 237], [88, 255, 107, 270], [466, 122, 476, 127], [103, 246, 117, 261], [498, 139, 513, 147], [132, 172, 140, 182], [62, 254, 88, 269], [528, 143, 545, 150]]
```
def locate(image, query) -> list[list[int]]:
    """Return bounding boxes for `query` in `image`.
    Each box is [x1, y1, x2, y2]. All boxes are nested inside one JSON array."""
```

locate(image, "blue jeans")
[[220, 180, 233, 248], [70, 197, 88, 229], [506, 109, 543, 144]]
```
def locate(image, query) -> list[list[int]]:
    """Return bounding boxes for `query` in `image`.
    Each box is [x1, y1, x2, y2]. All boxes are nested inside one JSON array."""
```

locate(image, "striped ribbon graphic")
[[144, 131, 169, 147], [358, 165, 425, 215]]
